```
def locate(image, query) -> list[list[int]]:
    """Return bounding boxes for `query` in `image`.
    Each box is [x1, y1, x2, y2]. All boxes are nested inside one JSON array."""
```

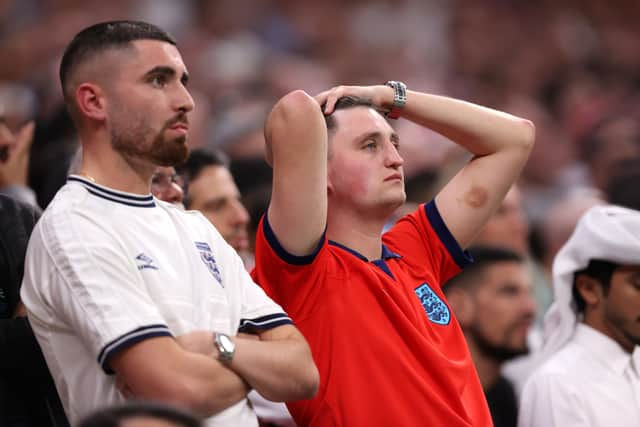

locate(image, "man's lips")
[[168, 123, 189, 135], [384, 173, 402, 182]]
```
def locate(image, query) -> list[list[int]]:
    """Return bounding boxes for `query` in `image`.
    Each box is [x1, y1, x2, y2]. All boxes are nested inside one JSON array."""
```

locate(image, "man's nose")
[[384, 141, 404, 168], [230, 199, 250, 225], [166, 182, 184, 205]]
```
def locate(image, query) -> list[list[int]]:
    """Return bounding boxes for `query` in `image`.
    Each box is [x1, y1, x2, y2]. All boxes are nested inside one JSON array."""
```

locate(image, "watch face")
[[219, 334, 234, 351]]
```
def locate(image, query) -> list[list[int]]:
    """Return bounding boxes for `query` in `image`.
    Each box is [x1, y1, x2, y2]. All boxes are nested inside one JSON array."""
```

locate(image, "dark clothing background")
[[0, 195, 69, 427], [485, 375, 518, 427]]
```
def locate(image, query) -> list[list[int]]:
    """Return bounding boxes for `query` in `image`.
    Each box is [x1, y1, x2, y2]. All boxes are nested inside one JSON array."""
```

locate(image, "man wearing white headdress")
[[518, 205, 640, 427]]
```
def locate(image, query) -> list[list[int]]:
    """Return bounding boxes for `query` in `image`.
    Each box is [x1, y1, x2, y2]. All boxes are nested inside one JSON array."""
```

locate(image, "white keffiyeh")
[[542, 204, 640, 358]]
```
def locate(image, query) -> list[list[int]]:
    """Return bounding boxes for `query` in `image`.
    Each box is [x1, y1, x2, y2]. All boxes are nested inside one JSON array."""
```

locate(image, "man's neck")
[[78, 137, 154, 195], [582, 315, 635, 354], [326, 207, 387, 260], [466, 337, 502, 390]]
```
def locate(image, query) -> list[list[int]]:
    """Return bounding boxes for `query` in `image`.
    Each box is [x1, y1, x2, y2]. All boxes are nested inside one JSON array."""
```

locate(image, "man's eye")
[[364, 141, 377, 151], [151, 75, 167, 88]]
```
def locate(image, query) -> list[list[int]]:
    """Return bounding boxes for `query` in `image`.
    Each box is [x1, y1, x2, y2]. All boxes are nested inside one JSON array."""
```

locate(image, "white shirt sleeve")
[[21, 207, 171, 374], [206, 221, 292, 333], [519, 370, 592, 427]]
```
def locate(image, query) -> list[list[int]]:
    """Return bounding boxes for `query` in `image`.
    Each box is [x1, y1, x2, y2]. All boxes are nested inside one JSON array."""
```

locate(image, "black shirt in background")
[[485, 375, 518, 427]]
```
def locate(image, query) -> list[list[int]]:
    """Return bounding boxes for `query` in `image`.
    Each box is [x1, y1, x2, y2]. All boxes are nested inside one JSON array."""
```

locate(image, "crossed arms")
[[111, 324, 318, 417]]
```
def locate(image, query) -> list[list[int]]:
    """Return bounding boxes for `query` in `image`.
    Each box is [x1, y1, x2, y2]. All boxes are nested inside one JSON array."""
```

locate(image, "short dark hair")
[[59, 20, 176, 99], [76, 402, 201, 427], [444, 245, 524, 293], [572, 259, 617, 313], [323, 96, 380, 134], [175, 148, 230, 208]]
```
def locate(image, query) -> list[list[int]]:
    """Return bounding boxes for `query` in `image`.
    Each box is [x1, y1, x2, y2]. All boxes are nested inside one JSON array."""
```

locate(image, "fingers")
[[314, 86, 347, 115], [0, 121, 13, 147], [15, 121, 35, 154]]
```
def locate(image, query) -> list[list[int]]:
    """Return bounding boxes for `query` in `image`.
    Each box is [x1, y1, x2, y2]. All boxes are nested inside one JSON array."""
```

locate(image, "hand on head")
[[314, 85, 388, 114]]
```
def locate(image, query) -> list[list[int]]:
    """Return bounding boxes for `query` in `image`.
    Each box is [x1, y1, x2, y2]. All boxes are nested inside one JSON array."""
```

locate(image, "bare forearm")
[[169, 351, 250, 416], [230, 335, 319, 401], [397, 89, 535, 156]]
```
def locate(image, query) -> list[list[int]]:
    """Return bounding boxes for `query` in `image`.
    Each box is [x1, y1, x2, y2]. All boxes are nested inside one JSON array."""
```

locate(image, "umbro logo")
[[135, 253, 159, 270]]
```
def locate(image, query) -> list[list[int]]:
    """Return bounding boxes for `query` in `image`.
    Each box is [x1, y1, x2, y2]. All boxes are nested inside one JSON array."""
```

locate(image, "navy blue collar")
[[68, 175, 156, 208], [328, 240, 402, 262]]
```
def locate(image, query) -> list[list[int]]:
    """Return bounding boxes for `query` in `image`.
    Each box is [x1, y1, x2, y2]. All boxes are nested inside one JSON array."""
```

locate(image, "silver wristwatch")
[[384, 80, 407, 119], [213, 332, 235, 362]]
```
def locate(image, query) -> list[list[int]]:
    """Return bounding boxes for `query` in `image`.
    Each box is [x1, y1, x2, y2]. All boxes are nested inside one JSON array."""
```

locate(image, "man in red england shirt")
[[252, 84, 535, 426]]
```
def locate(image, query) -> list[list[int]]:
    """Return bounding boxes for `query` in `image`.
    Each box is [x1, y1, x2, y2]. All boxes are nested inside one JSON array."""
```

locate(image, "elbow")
[[299, 363, 320, 399], [518, 118, 536, 152], [287, 353, 321, 401], [259, 351, 320, 402], [271, 90, 322, 128]]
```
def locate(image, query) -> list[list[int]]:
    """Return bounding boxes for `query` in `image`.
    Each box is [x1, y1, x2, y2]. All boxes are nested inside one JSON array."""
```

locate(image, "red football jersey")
[[252, 201, 492, 427]]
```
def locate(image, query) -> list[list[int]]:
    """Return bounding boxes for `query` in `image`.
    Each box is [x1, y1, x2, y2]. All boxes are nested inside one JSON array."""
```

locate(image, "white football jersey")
[[21, 176, 291, 427]]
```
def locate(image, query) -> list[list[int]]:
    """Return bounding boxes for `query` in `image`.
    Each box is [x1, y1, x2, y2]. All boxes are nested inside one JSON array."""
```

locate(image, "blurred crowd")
[[4, 0, 640, 316], [2, 0, 640, 426], [2, 0, 640, 215]]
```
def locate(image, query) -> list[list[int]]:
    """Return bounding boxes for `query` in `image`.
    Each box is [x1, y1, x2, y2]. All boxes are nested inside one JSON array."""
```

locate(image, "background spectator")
[[445, 245, 536, 427], [0, 194, 68, 427]]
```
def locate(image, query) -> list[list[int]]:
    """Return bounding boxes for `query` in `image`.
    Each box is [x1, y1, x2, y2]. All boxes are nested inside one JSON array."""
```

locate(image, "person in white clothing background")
[[20, 20, 318, 427], [518, 204, 640, 427]]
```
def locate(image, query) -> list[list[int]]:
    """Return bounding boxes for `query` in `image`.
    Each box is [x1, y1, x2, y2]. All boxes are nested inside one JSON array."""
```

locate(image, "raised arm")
[[321, 84, 535, 249], [265, 90, 328, 256]]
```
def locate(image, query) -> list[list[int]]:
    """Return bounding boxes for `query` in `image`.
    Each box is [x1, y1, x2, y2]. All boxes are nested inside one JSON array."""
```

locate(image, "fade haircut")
[[59, 20, 176, 103], [444, 245, 524, 294], [323, 96, 382, 135]]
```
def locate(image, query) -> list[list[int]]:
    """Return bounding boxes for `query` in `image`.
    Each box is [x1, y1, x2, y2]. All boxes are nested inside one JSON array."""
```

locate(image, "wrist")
[[384, 81, 407, 120], [377, 85, 396, 110], [213, 332, 236, 363]]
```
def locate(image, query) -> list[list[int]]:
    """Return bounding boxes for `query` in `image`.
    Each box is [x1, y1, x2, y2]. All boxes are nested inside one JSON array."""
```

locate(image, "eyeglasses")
[[151, 172, 184, 193]]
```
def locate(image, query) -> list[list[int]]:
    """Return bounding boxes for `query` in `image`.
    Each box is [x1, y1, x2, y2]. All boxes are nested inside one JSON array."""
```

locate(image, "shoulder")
[[524, 342, 586, 393], [32, 183, 91, 243]]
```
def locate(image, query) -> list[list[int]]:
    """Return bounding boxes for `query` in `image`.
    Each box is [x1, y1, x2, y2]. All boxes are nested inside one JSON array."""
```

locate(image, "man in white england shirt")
[[519, 205, 640, 427]]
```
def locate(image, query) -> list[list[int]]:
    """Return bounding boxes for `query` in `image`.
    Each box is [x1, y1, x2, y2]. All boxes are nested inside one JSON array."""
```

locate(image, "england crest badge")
[[195, 241, 223, 286], [414, 282, 450, 325]]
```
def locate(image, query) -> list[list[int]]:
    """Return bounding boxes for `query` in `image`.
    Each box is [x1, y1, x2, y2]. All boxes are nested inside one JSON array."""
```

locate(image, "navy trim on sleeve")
[[262, 214, 325, 266], [97, 324, 172, 374], [424, 200, 473, 269], [238, 313, 293, 333]]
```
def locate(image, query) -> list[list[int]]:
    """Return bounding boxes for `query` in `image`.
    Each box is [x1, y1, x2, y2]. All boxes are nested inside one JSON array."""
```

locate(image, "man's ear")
[[446, 288, 474, 327], [327, 175, 334, 195], [75, 83, 108, 121], [575, 274, 604, 309]]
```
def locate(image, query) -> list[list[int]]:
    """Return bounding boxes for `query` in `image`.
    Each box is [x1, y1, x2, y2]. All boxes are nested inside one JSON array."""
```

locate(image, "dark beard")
[[468, 323, 530, 363], [111, 113, 189, 167]]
